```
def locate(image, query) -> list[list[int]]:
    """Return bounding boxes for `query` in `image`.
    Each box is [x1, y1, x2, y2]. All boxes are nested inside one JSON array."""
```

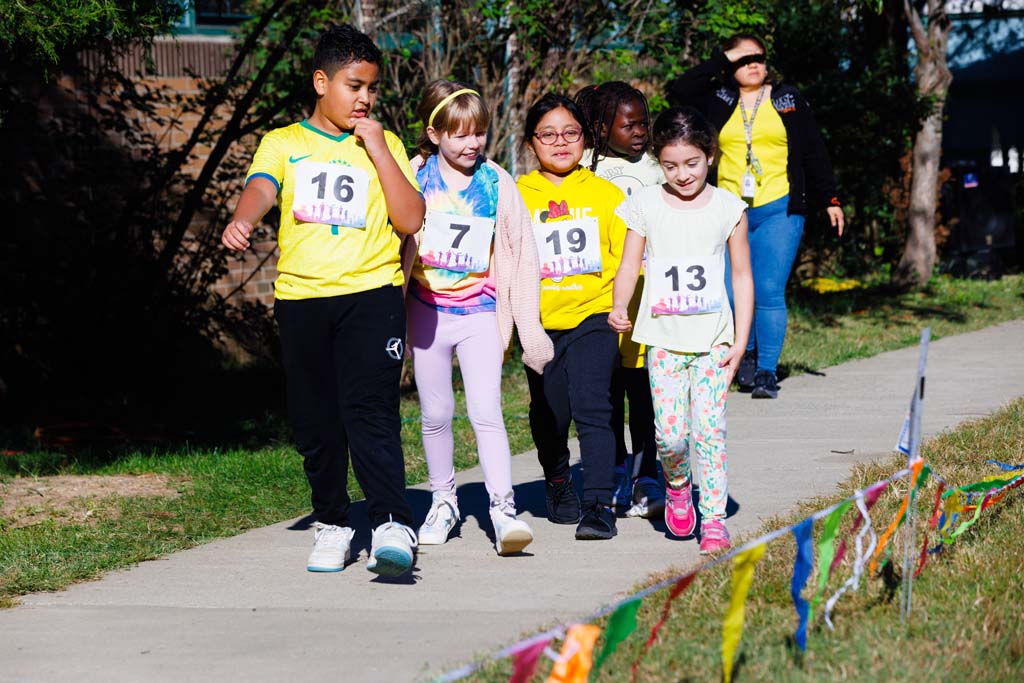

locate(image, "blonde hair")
[[416, 79, 490, 158]]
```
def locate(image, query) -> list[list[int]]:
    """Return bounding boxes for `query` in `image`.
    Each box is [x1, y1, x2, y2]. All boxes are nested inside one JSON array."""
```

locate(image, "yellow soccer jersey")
[[246, 120, 419, 300], [516, 167, 627, 331]]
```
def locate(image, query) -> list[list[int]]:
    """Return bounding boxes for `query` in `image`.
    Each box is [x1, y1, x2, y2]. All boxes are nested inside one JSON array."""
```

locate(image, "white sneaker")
[[367, 518, 417, 577], [625, 476, 667, 519], [489, 492, 534, 556], [307, 522, 355, 572], [418, 490, 460, 545]]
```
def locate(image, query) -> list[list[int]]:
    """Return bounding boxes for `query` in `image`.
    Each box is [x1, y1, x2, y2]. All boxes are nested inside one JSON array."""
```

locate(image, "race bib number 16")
[[647, 256, 724, 315], [418, 212, 495, 273], [532, 217, 602, 279], [292, 162, 370, 228]]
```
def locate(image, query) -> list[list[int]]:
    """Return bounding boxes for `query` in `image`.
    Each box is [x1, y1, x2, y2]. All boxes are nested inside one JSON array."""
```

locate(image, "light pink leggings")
[[408, 296, 512, 498]]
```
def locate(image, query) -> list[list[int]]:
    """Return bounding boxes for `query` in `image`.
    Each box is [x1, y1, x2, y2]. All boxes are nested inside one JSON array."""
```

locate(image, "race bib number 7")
[[647, 256, 724, 315], [292, 162, 370, 228], [532, 217, 602, 279], [418, 212, 495, 273]]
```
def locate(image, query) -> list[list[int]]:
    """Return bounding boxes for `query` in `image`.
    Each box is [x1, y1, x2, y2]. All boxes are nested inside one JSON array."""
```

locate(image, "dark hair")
[[574, 81, 650, 171], [652, 106, 718, 160], [313, 24, 382, 76], [722, 32, 767, 56], [521, 93, 591, 150]]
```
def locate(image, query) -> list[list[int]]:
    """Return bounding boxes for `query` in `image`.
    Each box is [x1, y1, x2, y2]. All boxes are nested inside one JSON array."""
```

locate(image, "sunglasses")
[[733, 53, 767, 68]]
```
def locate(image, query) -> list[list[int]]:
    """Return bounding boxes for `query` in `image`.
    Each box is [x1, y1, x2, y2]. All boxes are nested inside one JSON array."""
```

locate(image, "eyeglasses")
[[533, 128, 583, 145]]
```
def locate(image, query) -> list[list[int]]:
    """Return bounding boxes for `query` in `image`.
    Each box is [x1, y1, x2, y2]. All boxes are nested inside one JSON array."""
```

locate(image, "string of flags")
[[432, 330, 1024, 683]]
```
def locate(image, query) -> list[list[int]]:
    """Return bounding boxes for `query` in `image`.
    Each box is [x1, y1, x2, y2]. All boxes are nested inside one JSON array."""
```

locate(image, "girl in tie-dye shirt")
[[404, 80, 551, 557]]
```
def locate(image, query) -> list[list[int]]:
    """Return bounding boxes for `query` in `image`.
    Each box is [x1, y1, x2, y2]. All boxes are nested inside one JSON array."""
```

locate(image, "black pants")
[[275, 286, 413, 528], [526, 313, 618, 507], [611, 366, 659, 480]]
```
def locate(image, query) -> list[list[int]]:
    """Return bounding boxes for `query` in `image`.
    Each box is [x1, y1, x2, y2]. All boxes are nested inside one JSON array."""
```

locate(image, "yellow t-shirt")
[[245, 120, 419, 300], [516, 167, 627, 331], [718, 99, 789, 207]]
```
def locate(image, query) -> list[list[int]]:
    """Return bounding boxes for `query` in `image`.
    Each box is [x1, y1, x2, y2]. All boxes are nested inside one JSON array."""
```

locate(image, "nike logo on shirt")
[[288, 154, 313, 163]]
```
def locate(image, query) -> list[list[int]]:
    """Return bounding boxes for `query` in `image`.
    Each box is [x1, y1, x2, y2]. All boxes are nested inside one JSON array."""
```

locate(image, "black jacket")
[[666, 49, 841, 215]]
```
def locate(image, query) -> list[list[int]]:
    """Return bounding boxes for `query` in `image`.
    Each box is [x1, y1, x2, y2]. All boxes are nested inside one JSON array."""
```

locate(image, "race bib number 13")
[[533, 217, 602, 279], [647, 256, 724, 315], [292, 162, 370, 228], [418, 212, 495, 273]]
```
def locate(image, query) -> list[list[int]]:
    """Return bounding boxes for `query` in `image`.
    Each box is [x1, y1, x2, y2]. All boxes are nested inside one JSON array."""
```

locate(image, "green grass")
[[469, 398, 1024, 683], [1, 274, 1022, 606]]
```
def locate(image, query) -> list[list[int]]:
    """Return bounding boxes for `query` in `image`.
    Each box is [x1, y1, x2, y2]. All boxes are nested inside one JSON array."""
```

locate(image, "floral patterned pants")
[[647, 344, 729, 522]]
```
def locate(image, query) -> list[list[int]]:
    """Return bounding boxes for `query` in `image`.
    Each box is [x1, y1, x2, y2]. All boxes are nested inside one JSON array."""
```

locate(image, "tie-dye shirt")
[[410, 155, 499, 314]]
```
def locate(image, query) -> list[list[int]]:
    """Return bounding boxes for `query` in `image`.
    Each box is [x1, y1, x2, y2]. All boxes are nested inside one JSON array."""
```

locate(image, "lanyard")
[[739, 86, 766, 176]]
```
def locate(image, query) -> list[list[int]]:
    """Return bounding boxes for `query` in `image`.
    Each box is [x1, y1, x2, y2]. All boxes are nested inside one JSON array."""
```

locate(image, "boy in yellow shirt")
[[222, 25, 425, 577]]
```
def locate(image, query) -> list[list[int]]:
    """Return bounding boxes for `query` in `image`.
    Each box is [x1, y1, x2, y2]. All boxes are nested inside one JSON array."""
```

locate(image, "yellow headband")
[[427, 88, 480, 128]]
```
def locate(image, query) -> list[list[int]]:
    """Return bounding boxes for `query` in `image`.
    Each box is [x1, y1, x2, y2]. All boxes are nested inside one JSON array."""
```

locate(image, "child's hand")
[[719, 345, 744, 385], [353, 118, 388, 159], [222, 219, 252, 251], [607, 306, 632, 332]]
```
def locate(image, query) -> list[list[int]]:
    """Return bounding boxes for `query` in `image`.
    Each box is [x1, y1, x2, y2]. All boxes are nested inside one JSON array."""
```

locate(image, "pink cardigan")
[[401, 158, 554, 374]]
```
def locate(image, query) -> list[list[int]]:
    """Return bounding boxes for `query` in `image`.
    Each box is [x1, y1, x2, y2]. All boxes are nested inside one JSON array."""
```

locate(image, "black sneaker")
[[575, 503, 618, 540], [545, 478, 581, 524], [736, 349, 757, 392], [751, 369, 779, 399]]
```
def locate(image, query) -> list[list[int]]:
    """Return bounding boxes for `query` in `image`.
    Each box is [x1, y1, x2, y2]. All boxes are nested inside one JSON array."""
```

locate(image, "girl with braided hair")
[[575, 82, 665, 521]]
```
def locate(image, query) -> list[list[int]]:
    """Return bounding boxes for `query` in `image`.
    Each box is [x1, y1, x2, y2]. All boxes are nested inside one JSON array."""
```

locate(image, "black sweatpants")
[[274, 285, 413, 528], [525, 313, 618, 507], [611, 366, 659, 480]]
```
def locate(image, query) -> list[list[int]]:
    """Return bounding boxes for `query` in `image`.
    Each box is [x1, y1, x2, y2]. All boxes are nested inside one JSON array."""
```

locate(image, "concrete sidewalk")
[[2, 321, 1022, 682]]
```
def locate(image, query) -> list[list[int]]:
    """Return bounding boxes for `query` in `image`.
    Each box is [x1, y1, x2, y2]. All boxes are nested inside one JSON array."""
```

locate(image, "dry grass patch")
[[0, 474, 186, 528]]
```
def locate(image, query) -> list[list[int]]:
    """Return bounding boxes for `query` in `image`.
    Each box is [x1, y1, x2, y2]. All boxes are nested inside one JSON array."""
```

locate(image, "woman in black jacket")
[[667, 33, 844, 398]]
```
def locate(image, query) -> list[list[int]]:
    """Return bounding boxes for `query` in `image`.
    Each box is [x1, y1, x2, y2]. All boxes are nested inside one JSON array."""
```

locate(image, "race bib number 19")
[[292, 162, 370, 228], [647, 256, 724, 315], [418, 212, 495, 273], [533, 217, 602, 279]]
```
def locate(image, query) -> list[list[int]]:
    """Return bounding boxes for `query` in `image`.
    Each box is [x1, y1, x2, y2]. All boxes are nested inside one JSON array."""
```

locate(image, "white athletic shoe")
[[625, 476, 667, 519], [489, 492, 534, 556], [418, 490, 460, 545], [307, 522, 355, 572], [367, 518, 417, 577]]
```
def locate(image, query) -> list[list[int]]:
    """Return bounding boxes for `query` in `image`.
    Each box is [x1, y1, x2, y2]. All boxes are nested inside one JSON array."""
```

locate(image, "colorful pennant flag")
[[824, 487, 882, 630], [870, 460, 927, 575], [832, 481, 886, 571], [790, 519, 814, 651], [631, 575, 695, 683], [595, 598, 641, 671], [510, 639, 551, 683], [914, 483, 946, 578], [546, 624, 601, 683], [723, 544, 767, 683], [810, 499, 854, 622], [985, 459, 1024, 471]]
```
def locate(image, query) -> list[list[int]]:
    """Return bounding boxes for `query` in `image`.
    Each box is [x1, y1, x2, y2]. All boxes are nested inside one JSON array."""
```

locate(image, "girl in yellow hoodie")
[[516, 93, 629, 541]]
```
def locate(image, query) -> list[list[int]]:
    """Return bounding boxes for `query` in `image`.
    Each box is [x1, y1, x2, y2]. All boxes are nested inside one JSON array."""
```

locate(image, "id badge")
[[741, 171, 757, 200]]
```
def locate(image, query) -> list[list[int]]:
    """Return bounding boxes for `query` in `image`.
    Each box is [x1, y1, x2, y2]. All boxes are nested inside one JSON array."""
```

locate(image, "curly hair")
[[313, 24, 382, 76], [573, 81, 650, 172]]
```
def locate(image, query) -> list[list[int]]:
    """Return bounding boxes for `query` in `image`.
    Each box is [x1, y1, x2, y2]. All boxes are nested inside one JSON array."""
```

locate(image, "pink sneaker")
[[665, 483, 696, 537], [699, 520, 732, 554]]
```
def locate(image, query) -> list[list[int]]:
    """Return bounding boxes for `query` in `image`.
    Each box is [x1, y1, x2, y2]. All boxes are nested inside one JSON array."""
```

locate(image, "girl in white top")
[[608, 106, 753, 554]]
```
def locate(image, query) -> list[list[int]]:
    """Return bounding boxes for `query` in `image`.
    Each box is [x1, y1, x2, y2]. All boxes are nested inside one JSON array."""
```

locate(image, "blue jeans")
[[725, 195, 804, 374]]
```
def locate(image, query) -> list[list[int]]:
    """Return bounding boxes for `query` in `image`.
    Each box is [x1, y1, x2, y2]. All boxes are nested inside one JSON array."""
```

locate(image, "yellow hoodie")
[[516, 167, 627, 331]]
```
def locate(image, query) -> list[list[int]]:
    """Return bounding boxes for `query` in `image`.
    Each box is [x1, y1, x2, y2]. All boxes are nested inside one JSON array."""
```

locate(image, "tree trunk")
[[894, 0, 952, 288]]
